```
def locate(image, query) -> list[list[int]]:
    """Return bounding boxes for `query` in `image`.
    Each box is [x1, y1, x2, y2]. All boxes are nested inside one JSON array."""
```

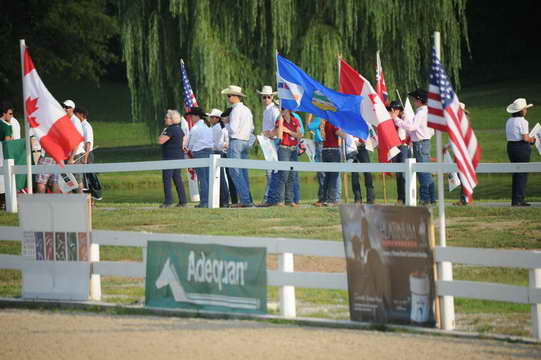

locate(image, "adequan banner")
[[145, 241, 267, 314], [340, 204, 436, 326]]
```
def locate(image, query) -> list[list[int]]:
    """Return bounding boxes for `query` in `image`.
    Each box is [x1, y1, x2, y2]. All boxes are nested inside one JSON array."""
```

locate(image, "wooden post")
[[530, 269, 541, 340], [405, 158, 417, 206], [208, 154, 221, 208], [279, 252, 296, 317]]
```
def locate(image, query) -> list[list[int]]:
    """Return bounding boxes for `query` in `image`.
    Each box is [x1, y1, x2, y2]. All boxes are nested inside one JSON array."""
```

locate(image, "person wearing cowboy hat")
[[221, 85, 255, 207], [394, 88, 435, 205], [256, 85, 281, 205], [185, 106, 214, 208], [505, 98, 536, 206], [208, 108, 231, 207]]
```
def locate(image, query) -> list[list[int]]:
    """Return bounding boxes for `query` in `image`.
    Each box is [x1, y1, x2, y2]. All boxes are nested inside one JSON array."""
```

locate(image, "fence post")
[[530, 268, 541, 340], [3, 159, 18, 213], [405, 158, 417, 206], [208, 154, 220, 209], [279, 252, 296, 317], [89, 241, 101, 301]]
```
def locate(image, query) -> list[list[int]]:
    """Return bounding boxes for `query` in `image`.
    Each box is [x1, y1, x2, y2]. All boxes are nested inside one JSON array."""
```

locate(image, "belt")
[[279, 145, 296, 150], [322, 147, 339, 150], [507, 140, 528, 144], [413, 139, 430, 143]]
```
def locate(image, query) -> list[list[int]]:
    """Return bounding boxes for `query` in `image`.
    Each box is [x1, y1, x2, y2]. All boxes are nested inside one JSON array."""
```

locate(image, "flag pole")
[[434, 31, 455, 331], [337, 54, 349, 203], [20, 39, 33, 194], [395, 89, 404, 108], [377, 50, 387, 204], [433, 32, 446, 247]]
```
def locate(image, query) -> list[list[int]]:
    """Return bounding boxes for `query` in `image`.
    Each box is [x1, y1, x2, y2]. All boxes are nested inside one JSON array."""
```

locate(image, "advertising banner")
[[340, 204, 435, 326], [145, 241, 267, 314]]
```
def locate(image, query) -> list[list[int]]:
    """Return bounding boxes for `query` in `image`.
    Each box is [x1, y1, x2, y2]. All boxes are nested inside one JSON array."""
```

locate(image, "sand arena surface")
[[1, 309, 540, 360]]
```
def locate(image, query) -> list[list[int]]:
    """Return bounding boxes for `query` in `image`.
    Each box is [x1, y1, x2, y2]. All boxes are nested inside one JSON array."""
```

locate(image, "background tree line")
[[1, 0, 540, 136]]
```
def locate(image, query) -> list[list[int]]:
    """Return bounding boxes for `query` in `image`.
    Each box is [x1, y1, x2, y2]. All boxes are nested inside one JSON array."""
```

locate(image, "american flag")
[[180, 59, 198, 128], [375, 51, 389, 106], [427, 48, 481, 203]]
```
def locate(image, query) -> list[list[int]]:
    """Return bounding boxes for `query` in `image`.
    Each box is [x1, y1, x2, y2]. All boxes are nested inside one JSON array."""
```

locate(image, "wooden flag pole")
[[20, 39, 33, 194]]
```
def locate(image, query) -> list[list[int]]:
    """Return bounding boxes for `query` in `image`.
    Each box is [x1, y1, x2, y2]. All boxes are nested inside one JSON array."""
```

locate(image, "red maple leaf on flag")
[[25, 96, 39, 128]]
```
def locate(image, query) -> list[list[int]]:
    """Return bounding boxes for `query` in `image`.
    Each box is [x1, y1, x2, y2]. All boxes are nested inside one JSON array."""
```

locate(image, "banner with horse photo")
[[340, 204, 436, 326]]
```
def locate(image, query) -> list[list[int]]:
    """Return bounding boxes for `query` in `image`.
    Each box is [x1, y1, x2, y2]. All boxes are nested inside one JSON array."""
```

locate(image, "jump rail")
[[1, 227, 541, 339]]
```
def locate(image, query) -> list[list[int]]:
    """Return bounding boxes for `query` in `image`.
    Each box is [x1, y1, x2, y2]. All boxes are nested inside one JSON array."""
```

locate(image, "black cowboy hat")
[[185, 106, 207, 118], [408, 88, 428, 103], [387, 100, 403, 111]]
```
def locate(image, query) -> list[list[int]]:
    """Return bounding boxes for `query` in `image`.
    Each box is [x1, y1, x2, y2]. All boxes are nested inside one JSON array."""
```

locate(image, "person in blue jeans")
[[185, 107, 214, 208], [222, 85, 255, 207]]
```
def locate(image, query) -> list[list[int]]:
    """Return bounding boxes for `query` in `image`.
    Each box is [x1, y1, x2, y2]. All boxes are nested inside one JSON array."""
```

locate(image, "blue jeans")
[[349, 144, 374, 203], [277, 146, 299, 204], [392, 144, 410, 203], [227, 139, 252, 205], [321, 148, 341, 203], [413, 140, 435, 203], [192, 148, 212, 206]]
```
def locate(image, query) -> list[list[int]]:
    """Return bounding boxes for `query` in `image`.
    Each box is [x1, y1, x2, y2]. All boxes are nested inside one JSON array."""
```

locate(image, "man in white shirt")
[[185, 107, 214, 208], [222, 85, 254, 207], [63, 100, 85, 192], [396, 89, 435, 205], [505, 98, 536, 206], [9, 117, 21, 139], [257, 85, 281, 205]]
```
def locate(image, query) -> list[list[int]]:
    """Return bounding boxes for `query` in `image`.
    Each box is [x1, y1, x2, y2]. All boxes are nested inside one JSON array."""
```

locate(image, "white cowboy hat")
[[506, 98, 533, 113], [256, 85, 277, 96], [221, 85, 246, 97], [207, 108, 223, 118]]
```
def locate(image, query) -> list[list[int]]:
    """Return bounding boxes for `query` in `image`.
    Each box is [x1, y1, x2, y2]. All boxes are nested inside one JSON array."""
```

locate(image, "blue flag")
[[276, 55, 368, 140]]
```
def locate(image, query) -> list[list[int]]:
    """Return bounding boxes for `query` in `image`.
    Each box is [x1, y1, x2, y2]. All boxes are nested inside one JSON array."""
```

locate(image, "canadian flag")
[[339, 58, 400, 162], [21, 42, 83, 166]]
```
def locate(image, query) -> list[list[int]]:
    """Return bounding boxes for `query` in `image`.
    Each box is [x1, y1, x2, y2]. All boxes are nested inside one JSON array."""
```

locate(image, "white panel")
[[22, 261, 90, 300], [0, 226, 23, 241], [93, 261, 145, 277], [435, 246, 541, 269], [268, 271, 348, 290], [92, 230, 345, 257], [19, 194, 90, 232], [0, 254, 25, 270], [436, 280, 529, 304]]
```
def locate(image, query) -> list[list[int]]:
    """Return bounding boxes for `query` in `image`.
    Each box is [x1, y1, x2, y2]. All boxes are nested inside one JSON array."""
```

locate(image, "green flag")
[[2, 139, 27, 190]]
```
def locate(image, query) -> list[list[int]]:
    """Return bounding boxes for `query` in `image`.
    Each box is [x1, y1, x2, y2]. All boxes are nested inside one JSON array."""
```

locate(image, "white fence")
[[0, 226, 541, 339], [1, 156, 541, 339], [2, 155, 541, 212]]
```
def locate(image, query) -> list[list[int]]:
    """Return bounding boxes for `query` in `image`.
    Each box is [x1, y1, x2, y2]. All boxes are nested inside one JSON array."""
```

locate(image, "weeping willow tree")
[[117, 0, 468, 136]]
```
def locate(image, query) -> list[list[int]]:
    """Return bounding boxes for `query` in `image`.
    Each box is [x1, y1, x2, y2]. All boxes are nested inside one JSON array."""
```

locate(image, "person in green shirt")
[[0, 102, 14, 141]]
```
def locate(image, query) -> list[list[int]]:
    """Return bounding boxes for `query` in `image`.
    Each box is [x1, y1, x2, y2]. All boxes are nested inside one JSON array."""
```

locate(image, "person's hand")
[[182, 146, 189, 153], [67, 158, 74, 164]]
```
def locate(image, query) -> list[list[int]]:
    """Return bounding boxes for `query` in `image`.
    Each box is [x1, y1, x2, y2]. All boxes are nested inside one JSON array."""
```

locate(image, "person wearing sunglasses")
[[257, 85, 281, 206]]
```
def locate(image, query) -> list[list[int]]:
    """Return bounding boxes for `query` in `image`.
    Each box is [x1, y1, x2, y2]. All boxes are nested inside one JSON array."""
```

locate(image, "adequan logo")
[[155, 254, 260, 310], [311, 90, 337, 112]]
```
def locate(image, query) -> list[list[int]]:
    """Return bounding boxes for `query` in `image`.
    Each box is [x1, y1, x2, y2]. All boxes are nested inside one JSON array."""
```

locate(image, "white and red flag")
[[21, 43, 83, 166], [427, 48, 481, 203], [339, 58, 400, 162], [375, 51, 389, 106]]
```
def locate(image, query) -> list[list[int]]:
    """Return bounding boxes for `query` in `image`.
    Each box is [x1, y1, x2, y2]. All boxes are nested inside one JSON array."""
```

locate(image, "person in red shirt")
[[315, 119, 347, 206], [271, 109, 302, 206]]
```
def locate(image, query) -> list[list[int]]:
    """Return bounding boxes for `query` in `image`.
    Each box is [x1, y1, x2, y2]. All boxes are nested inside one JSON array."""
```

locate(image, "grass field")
[[1, 78, 540, 337]]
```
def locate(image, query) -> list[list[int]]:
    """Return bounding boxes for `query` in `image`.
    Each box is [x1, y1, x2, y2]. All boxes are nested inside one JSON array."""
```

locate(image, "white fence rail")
[[1, 226, 541, 339]]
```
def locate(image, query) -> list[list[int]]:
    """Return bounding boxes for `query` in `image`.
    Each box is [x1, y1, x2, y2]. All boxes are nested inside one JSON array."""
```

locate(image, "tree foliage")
[[0, 0, 119, 105], [117, 0, 468, 135]]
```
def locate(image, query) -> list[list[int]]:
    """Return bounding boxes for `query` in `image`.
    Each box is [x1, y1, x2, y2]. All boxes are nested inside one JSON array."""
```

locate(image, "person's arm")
[[228, 107, 241, 137], [83, 142, 92, 164], [158, 134, 170, 144], [335, 129, 348, 139]]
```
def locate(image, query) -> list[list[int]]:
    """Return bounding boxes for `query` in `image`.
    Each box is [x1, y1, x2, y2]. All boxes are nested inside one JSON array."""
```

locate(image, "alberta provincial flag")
[[276, 55, 368, 140]]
